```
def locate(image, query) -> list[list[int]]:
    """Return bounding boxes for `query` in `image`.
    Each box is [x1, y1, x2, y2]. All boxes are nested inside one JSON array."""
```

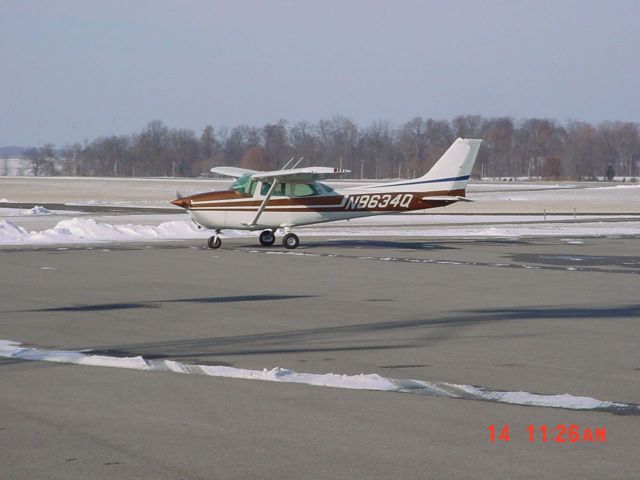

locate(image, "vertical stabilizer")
[[421, 138, 482, 182], [349, 138, 482, 193]]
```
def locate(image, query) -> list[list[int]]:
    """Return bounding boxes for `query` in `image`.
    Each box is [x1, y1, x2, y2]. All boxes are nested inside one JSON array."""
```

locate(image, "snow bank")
[[2, 214, 640, 246], [1, 339, 638, 414], [0, 218, 216, 245], [0, 220, 29, 242], [299, 222, 640, 238]]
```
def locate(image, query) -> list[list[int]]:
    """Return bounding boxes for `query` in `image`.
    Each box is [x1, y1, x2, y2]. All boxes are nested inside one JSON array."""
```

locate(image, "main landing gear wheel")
[[282, 233, 300, 249], [207, 235, 222, 249], [259, 230, 276, 246]]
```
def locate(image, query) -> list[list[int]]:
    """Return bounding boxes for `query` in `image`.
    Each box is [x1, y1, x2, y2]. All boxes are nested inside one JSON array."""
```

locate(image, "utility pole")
[[72, 146, 77, 176]]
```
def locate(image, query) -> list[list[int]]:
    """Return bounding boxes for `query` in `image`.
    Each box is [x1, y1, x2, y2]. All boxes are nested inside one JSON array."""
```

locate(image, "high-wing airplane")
[[171, 138, 482, 249]]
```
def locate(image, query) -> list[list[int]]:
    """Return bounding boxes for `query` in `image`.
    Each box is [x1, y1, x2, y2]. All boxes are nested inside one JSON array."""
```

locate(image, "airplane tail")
[[350, 138, 482, 194], [418, 138, 482, 192]]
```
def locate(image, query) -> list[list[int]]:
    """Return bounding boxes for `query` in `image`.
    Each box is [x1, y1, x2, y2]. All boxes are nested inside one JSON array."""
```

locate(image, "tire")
[[207, 236, 222, 249], [282, 233, 299, 249], [259, 230, 276, 246]]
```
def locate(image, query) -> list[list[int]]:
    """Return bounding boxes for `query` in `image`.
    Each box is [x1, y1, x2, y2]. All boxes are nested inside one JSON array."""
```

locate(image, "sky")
[[1, 0, 639, 146]]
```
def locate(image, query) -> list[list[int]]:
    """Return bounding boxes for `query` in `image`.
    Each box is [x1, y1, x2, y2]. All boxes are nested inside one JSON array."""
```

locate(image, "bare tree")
[[201, 125, 217, 160], [240, 146, 269, 171], [485, 118, 515, 177], [561, 121, 598, 180], [290, 121, 319, 164], [25, 144, 56, 176], [397, 117, 428, 178], [262, 121, 291, 169]]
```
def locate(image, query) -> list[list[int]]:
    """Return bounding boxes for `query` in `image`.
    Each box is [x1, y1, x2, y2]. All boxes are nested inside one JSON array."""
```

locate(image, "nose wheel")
[[282, 232, 300, 249], [207, 234, 222, 249], [259, 230, 276, 246]]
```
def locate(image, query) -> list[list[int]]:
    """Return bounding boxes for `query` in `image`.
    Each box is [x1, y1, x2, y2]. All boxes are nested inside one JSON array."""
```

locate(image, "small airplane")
[[171, 137, 482, 249]]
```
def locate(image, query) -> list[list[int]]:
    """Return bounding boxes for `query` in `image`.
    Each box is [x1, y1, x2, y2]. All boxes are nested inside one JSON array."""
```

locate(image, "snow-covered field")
[[1, 177, 639, 245], [1, 176, 639, 212]]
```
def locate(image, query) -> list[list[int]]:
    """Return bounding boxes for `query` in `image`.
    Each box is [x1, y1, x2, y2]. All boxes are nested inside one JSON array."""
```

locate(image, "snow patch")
[[1, 206, 81, 217], [28, 205, 51, 215], [589, 184, 640, 190], [458, 385, 619, 410], [1, 339, 637, 414]]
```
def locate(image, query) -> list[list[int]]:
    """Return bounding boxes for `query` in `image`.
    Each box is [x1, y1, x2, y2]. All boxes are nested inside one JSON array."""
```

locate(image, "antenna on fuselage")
[[280, 157, 296, 170]]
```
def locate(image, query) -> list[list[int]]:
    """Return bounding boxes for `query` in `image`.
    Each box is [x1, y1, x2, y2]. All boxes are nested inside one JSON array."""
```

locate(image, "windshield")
[[231, 173, 256, 194]]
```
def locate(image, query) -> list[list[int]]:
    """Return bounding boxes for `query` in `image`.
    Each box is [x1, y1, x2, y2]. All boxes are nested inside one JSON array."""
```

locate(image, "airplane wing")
[[210, 166, 258, 178], [251, 166, 350, 182]]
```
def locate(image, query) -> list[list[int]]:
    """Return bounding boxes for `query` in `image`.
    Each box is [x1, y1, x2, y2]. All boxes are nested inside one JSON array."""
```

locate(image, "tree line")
[[29, 116, 640, 180]]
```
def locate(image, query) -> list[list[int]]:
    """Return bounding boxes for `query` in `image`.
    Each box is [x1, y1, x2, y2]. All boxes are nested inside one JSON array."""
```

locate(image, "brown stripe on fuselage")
[[181, 188, 465, 213], [188, 191, 245, 202], [193, 196, 346, 208]]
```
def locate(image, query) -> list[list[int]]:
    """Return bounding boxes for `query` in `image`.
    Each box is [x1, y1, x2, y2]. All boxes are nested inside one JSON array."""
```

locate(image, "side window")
[[260, 182, 286, 196], [248, 180, 258, 195], [292, 183, 319, 197]]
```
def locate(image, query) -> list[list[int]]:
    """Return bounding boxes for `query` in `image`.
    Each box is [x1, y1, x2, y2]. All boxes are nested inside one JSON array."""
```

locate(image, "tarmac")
[[1, 235, 639, 479]]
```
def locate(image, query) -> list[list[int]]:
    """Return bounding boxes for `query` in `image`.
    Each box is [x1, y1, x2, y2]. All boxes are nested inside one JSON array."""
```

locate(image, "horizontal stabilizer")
[[421, 196, 474, 202]]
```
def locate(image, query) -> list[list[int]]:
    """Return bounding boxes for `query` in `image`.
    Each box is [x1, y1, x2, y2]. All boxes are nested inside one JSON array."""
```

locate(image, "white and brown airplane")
[[171, 137, 482, 249]]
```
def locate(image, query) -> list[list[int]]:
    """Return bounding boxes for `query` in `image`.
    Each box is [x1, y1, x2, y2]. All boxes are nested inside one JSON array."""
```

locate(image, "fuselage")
[[172, 179, 464, 231]]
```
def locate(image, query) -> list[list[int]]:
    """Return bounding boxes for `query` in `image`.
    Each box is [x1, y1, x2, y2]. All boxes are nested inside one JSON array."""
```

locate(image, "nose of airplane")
[[171, 197, 189, 208]]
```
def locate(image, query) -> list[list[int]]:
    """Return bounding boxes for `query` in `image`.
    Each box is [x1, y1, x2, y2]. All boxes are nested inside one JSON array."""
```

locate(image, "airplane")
[[171, 138, 482, 249]]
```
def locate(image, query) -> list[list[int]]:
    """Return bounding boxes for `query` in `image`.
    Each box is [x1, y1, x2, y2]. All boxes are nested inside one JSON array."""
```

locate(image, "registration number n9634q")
[[345, 193, 413, 210]]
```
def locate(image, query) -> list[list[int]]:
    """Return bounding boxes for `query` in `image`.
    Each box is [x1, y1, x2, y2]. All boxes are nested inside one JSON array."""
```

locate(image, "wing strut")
[[246, 179, 279, 227]]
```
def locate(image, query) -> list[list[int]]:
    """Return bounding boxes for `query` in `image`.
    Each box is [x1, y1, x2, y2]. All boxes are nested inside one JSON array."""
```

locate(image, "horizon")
[[2, 113, 638, 151]]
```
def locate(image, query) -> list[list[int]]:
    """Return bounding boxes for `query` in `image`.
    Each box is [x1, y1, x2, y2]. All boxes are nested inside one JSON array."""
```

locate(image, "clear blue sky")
[[1, 0, 638, 146]]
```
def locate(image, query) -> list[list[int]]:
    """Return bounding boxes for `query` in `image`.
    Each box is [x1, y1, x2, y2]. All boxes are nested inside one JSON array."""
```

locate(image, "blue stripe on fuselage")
[[359, 174, 470, 189]]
